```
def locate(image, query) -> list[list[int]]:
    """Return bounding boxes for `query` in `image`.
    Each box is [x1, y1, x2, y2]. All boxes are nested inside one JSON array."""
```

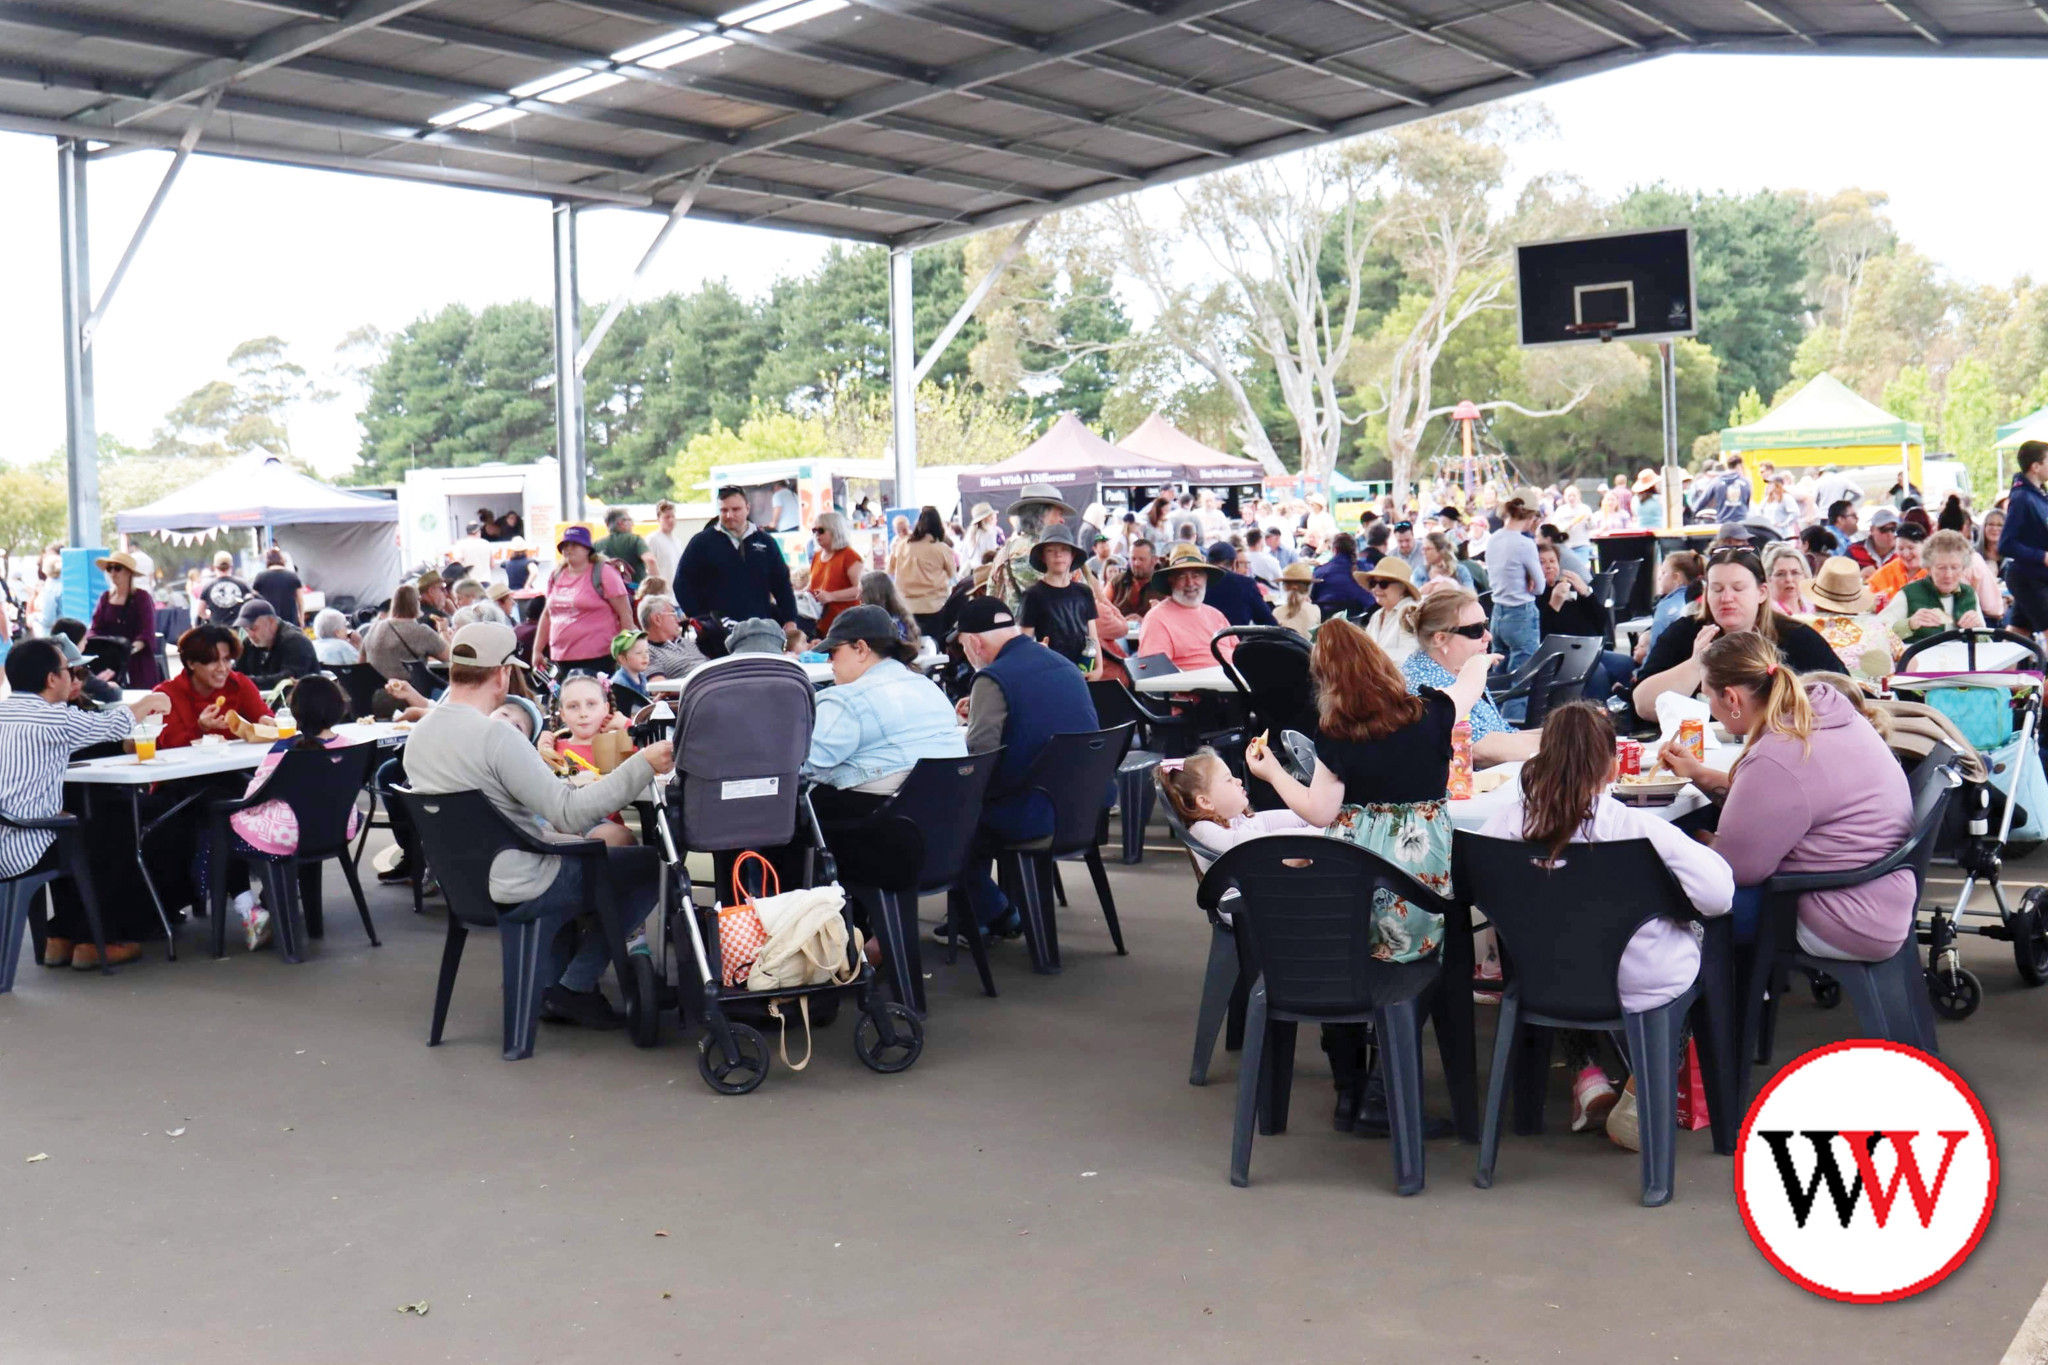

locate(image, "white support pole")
[[1659, 340, 1681, 533], [911, 218, 1037, 386], [57, 140, 100, 547], [81, 90, 220, 349], [574, 165, 712, 375], [889, 245, 917, 507], [552, 200, 586, 527]]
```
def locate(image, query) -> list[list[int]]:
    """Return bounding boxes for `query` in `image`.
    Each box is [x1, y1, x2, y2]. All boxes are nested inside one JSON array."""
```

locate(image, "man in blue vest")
[[942, 595, 1101, 944]]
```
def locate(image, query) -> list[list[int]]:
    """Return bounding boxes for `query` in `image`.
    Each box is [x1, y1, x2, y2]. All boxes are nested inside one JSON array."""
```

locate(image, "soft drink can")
[[1677, 718, 1705, 761], [1617, 739, 1642, 778]]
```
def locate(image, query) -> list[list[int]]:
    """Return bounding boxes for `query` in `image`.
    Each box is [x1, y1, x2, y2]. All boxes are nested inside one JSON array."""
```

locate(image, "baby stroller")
[[647, 652, 924, 1093], [1886, 627, 2048, 1021]]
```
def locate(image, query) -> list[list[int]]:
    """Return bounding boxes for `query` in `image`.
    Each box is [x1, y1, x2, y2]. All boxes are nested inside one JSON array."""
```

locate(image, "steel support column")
[[552, 200, 586, 526], [888, 246, 917, 507], [57, 140, 99, 547], [1659, 340, 1681, 532]]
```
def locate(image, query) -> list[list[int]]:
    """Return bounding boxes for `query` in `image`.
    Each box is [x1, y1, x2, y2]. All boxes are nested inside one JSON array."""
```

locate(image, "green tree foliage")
[[667, 405, 832, 504], [0, 468, 70, 561], [151, 335, 318, 459], [1614, 186, 1813, 415], [1942, 357, 2003, 499], [1727, 388, 1767, 428], [352, 303, 554, 482]]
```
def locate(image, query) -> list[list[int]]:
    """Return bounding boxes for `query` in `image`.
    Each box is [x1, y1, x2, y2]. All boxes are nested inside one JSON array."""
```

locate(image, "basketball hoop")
[[1562, 321, 1621, 343]]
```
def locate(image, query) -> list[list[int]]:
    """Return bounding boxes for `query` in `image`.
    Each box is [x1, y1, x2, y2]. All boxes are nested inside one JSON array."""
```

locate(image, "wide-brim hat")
[[969, 502, 996, 526], [1808, 556, 1874, 614], [1280, 560, 1315, 585], [1160, 542, 1223, 581], [557, 524, 596, 554], [1028, 523, 1082, 572], [1356, 556, 1419, 598], [1004, 482, 1076, 520], [95, 552, 140, 575], [1633, 468, 1661, 493]]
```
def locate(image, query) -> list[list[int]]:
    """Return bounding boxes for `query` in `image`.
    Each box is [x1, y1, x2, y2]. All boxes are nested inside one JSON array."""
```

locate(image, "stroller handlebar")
[[1897, 626, 2048, 674]]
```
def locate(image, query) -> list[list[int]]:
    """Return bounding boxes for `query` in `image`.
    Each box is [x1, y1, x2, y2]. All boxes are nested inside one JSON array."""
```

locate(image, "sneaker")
[[1571, 1064, 1618, 1133], [991, 908, 1024, 940], [1606, 1076, 1640, 1152], [930, 919, 988, 947], [40, 937, 73, 968], [376, 856, 416, 885], [71, 942, 142, 971], [540, 984, 626, 1029]]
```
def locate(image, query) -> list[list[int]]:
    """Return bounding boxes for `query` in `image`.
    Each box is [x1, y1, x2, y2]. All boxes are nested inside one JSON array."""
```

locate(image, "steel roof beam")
[[1601, 0, 1699, 43], [1878, 0, 1948, 45], [865, 111, 1145, 179], [1323, 0, 1537, 80], [1182, 13, 1432, 106], [1538, 0, 1647, 49], [1740, 0, 1820, 44], [627, 0, 1256, 187]]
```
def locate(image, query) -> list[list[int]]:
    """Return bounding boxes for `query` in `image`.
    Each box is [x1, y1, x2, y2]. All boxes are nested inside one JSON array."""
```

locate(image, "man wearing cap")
[[405, 622, 676, 1030], [235, 599, 320, 691], [1849, 505, 1899, 576], [802, 606, 965, 822], [1138, 545, 1239, 671], [416, 570, 454, 628], [677, 486, 802, 649], [1201, 541, 1276, 629], [947, 596, 1100, 941], [988, 482, 1074, 616], [199, 551, 253, 625]]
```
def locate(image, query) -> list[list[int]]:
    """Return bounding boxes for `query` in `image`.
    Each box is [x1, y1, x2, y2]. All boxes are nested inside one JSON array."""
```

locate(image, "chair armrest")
[[0, 812, 79, 832]]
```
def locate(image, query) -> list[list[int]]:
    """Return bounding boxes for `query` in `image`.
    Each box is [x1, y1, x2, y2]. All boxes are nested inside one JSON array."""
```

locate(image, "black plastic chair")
[[356, 754, 425, 915], [1740, 750, 1956, 1095], [333, 663, 390, 719], [1488, 634, 1600, 727], [403, 659, 443, 700], [1155, 769, 1250, 1085], [1608, 559, 1642, 627], [971, 724, 1134, 980], [82, 635, 130, 686], [392, 788, 641, 1061], [1197, 836, 1444, 1196], [818, 749, 1004, 1015], [1087, 679, 1185, 858], [1588, 568, 1619, 648], [610, 681, 652, 717], [1457, 834, 1736, 1207], [0, 813, 108, 989], [1211, 626, 1316, 740], [205, 743, 381, 963]]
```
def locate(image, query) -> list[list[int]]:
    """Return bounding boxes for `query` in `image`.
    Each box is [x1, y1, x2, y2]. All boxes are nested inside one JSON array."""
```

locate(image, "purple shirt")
[[1715, 683, 1915, 960], [91, 588, 159, 689]]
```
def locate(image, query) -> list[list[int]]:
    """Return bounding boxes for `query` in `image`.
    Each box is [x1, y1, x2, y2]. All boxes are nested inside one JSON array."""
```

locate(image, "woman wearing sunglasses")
[[1632, 547, 1845, 719], [1397, 587, 1542, 766]]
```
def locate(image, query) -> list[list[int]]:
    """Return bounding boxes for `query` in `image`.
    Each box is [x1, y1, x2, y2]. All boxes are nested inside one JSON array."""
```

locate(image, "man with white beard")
[[1136, 543, 1237, 672]]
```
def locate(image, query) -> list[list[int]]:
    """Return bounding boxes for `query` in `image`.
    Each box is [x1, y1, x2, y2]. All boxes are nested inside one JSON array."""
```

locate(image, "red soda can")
[[1617, 739, 1642, 778]]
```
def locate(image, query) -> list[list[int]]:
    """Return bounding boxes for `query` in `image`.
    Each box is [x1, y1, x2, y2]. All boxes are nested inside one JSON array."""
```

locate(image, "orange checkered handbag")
[[715, 852, 776, 987]]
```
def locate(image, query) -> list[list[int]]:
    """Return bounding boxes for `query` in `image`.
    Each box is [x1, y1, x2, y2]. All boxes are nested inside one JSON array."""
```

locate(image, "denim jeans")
[[1490, 600, 1541, 682], [1731, 885, 1763, 947], [517, 847, 658, 992]]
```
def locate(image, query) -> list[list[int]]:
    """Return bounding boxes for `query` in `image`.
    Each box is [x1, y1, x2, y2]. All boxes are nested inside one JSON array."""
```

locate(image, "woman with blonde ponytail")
[[1660, 631, 1915, 962]]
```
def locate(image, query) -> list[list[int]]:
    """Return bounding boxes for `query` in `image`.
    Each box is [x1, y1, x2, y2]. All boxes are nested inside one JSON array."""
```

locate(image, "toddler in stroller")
[[648, 651, 924, 1093]]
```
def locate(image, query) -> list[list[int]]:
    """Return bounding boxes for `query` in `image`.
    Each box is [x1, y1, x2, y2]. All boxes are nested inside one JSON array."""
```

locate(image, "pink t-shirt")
[[546, 561, 628, 662], [1136, 599, 1236, 672]]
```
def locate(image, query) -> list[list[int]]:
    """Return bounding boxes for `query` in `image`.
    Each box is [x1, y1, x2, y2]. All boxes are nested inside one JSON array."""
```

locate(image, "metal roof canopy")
[[14, 0, 2048, 542]]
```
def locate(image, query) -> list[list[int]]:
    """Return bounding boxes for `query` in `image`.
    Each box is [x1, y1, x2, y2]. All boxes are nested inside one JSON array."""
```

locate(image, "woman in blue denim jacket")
[[801, 605, 965, 823]]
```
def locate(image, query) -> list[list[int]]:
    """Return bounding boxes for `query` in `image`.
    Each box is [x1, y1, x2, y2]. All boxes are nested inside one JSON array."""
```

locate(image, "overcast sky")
[[0, 52, 2038, 480]]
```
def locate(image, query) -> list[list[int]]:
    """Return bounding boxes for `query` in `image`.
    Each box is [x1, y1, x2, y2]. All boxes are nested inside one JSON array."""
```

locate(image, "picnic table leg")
[[129, 788, 180, 962]]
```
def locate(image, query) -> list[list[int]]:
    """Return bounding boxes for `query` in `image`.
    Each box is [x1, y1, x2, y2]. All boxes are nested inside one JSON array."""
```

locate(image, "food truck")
[[396, 460, 562, 573]]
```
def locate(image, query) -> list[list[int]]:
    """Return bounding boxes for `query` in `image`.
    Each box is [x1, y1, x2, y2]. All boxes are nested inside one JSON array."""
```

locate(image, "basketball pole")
[[1659, 340, 1681, 533]]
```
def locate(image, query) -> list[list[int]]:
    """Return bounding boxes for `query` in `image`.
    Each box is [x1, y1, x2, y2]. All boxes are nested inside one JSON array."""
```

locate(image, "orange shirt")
[[1867, 557, 1924, 609], [808, 546, 864, 630]]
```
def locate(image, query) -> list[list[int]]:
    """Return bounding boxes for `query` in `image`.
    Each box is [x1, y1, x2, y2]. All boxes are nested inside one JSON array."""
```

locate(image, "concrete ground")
[[3, 831, 2047, 1365]]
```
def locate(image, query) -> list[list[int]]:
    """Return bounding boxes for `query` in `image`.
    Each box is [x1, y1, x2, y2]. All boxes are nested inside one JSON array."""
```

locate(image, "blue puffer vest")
[[977, 635, 1100, 842]]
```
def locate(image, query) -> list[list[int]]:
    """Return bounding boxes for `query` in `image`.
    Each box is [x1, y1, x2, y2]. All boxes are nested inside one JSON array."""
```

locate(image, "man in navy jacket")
[[1310, 533, 1376, 617], [2000, 441, 2048, 633], [1203, 542, 1276, 628], [676, 486, 802, 648]]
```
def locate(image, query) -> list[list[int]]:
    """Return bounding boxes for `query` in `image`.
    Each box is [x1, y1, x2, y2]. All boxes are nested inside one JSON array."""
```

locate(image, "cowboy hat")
[[1280, 560, 1315, 585], [1028, 523, 1084, 573], [95, 552, 141, 575], [1808, 557, 1874, 614], [1003, 482, 1077, 520], [969, 502, 996, 526], [1633, 468, 1661, 493], [1355, 555, 1419, 598], [1159, 542, 1223, 582]]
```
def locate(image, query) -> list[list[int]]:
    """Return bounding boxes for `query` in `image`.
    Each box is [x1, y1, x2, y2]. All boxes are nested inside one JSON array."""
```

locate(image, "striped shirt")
[[0, 695, 133, 878]]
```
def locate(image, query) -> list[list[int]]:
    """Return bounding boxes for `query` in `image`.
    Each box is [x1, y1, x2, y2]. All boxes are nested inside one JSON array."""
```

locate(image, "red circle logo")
[[1735, 1040, 1998, 1302]]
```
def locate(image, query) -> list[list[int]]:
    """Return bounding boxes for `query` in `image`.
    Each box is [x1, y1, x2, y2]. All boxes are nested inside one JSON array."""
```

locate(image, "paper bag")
[[591, 729, 635, 774]]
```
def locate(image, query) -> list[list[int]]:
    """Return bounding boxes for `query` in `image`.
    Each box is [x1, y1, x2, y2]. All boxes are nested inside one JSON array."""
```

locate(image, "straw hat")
[[1632, 468, 1661, 494], [969, 502, 996, 526], [1355, 555, 1419, 599], [1159, 542, 1223, 581], [1807, 557, 1874, 615], [94, 551, 141, 575], [1003, 482, 1076, 520], [1280, 560, 1315, 585]]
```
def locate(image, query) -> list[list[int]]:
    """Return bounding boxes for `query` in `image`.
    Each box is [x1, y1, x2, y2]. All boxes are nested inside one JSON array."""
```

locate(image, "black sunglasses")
[[1394, 521, 1414, 532], [1447, 622, 1489, 640]]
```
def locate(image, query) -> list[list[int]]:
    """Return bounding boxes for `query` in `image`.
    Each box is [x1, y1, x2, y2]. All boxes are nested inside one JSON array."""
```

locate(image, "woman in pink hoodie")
[[1660, 631, 1914, 960]]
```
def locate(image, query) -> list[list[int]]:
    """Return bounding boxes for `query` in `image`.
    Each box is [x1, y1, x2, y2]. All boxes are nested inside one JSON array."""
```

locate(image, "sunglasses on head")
[[1447, 622, 1489, 640]]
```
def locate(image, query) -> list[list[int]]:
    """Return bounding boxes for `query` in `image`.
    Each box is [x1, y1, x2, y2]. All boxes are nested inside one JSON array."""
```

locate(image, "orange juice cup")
[[135, 735, 156, 762], [276, 721, 297, 739]]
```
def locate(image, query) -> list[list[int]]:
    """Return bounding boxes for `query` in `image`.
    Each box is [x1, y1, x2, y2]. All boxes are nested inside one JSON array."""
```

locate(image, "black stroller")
[[648, 653, 924, 1094]]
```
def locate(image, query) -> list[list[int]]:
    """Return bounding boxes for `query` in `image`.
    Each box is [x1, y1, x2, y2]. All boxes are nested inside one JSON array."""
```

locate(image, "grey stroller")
[[648, 653, 923, 1093]]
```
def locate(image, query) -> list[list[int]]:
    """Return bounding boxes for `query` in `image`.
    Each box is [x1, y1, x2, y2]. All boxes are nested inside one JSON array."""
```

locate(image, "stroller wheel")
[[627, 954, 661, 1049], [1808, 972, 1842, 1010], [698, 1023, 770, 1094], [1928, 966, 1983, 1022], [2013, 888, 2048, 987], [854, 1002, 924, 1074]]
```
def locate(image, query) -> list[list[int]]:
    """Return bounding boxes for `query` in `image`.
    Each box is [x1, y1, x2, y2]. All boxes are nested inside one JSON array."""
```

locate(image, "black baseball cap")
[[821, 605, 898, 650], [1897, 521, 1928, 542], [950, 596, 1016, 639]]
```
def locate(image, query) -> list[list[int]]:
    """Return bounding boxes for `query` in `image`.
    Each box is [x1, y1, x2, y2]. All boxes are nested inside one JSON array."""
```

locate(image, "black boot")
[[1353, 1062, 1457, 1140], [1321, 1024, 1368, 1132]]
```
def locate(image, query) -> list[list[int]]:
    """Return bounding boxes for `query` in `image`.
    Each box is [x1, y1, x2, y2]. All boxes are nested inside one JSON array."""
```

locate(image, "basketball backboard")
[[1515, 226, 1696, 348]]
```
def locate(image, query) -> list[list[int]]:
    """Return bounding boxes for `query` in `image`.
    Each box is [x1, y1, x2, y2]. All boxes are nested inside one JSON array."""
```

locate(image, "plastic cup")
[[134, 735, 156, 762]]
